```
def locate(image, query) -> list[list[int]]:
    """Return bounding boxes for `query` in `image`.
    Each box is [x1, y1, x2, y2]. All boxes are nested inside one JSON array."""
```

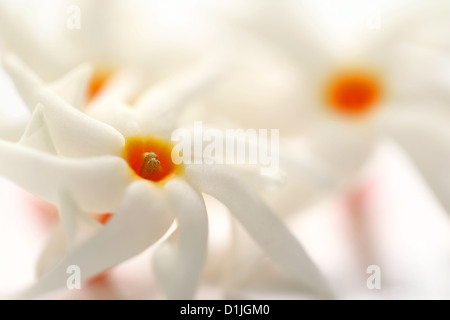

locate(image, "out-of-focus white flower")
[[0, 0, 228, 89], [0, 0, 241, 145], [0, 0, 236, 150], [206, 0, 450, 214], [207, 0, 450, 299], [0, 54, 330, 299]]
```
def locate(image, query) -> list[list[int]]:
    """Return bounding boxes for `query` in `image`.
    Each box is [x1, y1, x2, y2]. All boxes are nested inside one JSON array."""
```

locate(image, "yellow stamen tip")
[[139, 152, 162, 180]]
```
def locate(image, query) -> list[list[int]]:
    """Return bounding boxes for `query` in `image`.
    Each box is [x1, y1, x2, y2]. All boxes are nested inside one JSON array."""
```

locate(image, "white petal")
[[185, 164, 332, 297], [86, 100, 141, 138], [0, 140, 133, 213], [20, 180, 174, 298], [280, 138, 336, 191], [0, 61, 28, 141], [38, 91, 125, 157], [0, 6, 75, 79], [3, 55, 125, 157], [258, 138, 339, 217], [2, 54, 42, 112], [58, 192, 103, 250], [88, 69, 144, 107], [230, 165, 287, 194], [222, 220, 324, 299], [305, 118, 375, 187], [18, 104, 56, 154], [36, 224, 66, 278], [379, 107, 450, 213], [153, 178, 208, 299], [0, 116, 27, 142], [227, 0, 328, 69], [135, 58, 221, 136], [49, 63, 92, 110]]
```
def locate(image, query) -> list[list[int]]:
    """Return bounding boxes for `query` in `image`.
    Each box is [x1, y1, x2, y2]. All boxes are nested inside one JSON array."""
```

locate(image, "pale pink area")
[[0, 189, 231, 299], [293, 140, 450, 299], [0, 177, 49, 297]]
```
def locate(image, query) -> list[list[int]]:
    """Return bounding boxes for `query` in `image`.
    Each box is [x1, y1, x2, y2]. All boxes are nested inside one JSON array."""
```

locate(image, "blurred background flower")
[[1, 0, 450, 300], [210, 0, 450, 299]]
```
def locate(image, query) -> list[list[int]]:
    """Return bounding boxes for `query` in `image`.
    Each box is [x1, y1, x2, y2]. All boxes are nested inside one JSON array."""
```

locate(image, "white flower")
[[0, 0, 228, 96], [0, 54, 330, 299], [0, 0, 238, 143], [205, 0, 450, 213], [208, 0, 450, 299]]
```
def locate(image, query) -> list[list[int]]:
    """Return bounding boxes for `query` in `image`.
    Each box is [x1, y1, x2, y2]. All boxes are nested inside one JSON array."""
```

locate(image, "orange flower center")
[[123, 137, 181, 183], [326, 71, 381, 116]]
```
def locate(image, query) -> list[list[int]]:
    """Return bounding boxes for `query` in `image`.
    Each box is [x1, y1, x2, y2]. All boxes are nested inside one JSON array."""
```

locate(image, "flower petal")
[[38, 91, 125, 157], [59, 191, 103, 250], [379, 107, 450, 214], [20, 180, 173, 298], [135, 58, 221, 137], [86, 100, 141, 138], [88, 69, 144, 107], [0, 5, 76, 79], [2, 54, 42, 112], [36, 224, 66, 278], [0, 116, 27, 142], [49, 63, 92, 110], [18, 104, 56, 154], [227, 0, 328, 70], [185, 164, 332, 297], [305, 118, 376, 187], [0, 140, 133, 213], [153, 178, 208, 299], [3, 54, 125, 157]]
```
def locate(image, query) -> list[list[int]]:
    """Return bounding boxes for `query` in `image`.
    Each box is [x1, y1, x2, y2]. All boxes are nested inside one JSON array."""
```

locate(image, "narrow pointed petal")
[[3, 54, 92, 111], [49, 63, 92, 110], [3, 55, 125, 157], [185, 164, 332, 297], [59, 192, 103, 250], [36, 224, 66, 278], [136, 58, 221, 136], [20, 181, 174, 298], [37, 91, 125, 157], [35, 194, 101, 280], [153, 178, 208, 299], [18, 104, 56, 154], [2, 54, 42, 112], [0, 140, 133, 213]]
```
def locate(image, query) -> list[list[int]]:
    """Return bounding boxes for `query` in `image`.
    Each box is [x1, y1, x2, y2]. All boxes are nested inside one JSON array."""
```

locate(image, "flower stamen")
[[123, 137, 181, 183], [139, 152, 162, 180]]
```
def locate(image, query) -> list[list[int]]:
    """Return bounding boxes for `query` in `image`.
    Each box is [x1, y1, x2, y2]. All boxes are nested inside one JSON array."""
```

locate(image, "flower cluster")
[[1, 0, 450, 300]]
